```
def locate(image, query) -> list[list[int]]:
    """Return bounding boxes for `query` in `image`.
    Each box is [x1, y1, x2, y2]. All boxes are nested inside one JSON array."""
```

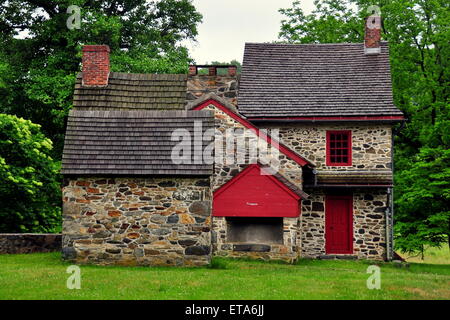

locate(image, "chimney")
[[364, 15, 381, 55], [82, 45, 110, 86], [228, 66, 237, 77], [188, 65, 197, 76], [208, 66, 217, 76]]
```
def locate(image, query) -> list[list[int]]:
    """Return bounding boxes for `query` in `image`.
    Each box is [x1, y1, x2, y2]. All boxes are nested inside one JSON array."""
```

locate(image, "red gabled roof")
[[213, 163, 303, 217], [190, 97, 313, 167]]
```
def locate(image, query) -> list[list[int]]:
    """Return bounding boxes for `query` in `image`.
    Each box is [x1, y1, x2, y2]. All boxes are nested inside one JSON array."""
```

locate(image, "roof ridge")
[[245, 41, 389, 46]]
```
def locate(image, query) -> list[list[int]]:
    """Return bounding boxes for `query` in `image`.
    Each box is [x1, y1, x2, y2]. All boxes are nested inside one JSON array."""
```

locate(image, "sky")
[[185, 0, 316, 64]]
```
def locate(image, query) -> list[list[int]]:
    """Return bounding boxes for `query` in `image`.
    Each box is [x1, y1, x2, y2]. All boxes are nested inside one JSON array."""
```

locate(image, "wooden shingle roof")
[[73, 72, 187, 110], [238, 42, 403, 118], [62, 110, 214, 176]]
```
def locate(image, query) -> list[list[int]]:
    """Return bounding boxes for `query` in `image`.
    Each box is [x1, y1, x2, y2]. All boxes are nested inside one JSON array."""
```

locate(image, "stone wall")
[[212, 216, 299, 263], [0, 234, 61, 254], [198, 101, 304, 262], [187, 75, 239, 106], [204, 104, 303, 191], [62, 177, 212, 266], [262, 123, 392, 171], [301, 189, 387, 260]]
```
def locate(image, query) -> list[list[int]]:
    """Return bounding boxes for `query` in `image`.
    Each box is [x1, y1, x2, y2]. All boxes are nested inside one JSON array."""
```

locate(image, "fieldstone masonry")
[[187, 75, 239, 106], [212, 217, 299, 263], [203, 104, 303, 191], [301, 189, 387, 260], [62, 177, 212, 266], [208, 110, 390, 261], [263, 123, 392, 171]]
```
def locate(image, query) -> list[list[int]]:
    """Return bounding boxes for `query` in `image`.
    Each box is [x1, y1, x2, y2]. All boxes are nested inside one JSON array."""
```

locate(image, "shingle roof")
[[61, 110, 214, 176], [73, 72, 187, 110], [238, 42, 403, 118], [316, 170, 393, 184]]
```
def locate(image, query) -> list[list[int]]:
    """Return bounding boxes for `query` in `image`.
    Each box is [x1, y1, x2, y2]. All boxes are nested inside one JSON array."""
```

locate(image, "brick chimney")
[[82, 45, 110, 86], [364, 15, 381, 55]]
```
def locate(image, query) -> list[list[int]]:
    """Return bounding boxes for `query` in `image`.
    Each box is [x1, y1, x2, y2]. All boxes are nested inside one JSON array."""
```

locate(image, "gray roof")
[[238, 42, 403, 118], [62, 110, 214, 175], [73, 72, 187, 110]]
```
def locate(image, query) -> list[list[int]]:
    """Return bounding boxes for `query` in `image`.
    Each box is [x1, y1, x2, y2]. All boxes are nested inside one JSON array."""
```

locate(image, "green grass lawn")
[[0, 252, 449, 300]]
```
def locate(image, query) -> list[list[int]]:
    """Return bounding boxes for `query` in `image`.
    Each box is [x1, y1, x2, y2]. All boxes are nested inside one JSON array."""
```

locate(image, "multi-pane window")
[[326, 131, 352, 166]]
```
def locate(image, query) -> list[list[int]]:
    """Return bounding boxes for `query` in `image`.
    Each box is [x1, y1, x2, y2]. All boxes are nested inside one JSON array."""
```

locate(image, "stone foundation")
[[62, 177, 212, 266]]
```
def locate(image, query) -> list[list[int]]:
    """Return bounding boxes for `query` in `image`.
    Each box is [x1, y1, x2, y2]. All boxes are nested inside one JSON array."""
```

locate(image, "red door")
[[325, 195, 353, 254]]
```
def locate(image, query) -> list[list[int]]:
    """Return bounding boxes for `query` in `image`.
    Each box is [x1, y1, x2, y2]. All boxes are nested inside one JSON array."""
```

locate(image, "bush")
[[0, 113, 61, 232]]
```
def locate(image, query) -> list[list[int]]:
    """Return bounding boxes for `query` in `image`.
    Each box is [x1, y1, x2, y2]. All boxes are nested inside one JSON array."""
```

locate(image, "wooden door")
[[325, 195, 353, 254]]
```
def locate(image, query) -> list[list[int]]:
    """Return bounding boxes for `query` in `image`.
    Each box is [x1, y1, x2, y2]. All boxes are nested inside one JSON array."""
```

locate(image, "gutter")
[[248, 118, 405, 124]]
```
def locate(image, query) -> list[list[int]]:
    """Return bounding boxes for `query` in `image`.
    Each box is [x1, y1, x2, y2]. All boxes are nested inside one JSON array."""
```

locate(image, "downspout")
[[385, 188, 393, 261], [386, 120, 405, 261], [312, 168, 317, 186]]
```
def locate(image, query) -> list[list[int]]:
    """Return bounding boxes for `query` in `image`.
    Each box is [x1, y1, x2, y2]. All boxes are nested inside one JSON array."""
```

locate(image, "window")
[[326, 131, 352, 166]]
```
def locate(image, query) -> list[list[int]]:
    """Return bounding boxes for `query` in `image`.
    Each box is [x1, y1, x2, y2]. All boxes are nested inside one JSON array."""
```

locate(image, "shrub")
[[0, 113, 61, 232]]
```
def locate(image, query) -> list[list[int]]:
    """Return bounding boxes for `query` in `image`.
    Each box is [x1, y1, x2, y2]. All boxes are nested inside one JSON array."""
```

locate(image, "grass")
[[400, 245, 450, 265], [0, 251, 449, 300]]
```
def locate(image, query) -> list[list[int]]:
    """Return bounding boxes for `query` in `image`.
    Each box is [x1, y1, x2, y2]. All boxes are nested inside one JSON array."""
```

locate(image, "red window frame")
[[326, 130, 352, 166]]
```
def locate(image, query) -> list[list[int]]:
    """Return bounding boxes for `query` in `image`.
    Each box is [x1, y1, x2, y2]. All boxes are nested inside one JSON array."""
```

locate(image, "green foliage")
[[395, 147, 450, 254], [0, 114, 61, 233], [279, 0, 450, 253], [0, 0, 203, 157], [279, 0, 363, 43], [0, 0, 202, 232]]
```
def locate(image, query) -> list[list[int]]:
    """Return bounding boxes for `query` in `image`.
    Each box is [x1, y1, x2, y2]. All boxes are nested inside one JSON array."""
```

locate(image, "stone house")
[[61, 19, 404, 266]]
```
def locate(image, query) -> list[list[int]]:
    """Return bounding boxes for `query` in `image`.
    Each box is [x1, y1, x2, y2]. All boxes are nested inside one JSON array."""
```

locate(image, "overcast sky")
[[185, 0, 316, 64]]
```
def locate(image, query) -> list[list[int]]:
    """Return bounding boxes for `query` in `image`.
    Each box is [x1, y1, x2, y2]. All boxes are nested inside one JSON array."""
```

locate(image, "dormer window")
[[326, 131, 352, 166]]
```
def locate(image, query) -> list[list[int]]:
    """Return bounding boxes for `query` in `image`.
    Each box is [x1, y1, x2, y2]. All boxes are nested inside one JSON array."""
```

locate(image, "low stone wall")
[[62, 177, 212, 267], [0, 234, 61, 254]]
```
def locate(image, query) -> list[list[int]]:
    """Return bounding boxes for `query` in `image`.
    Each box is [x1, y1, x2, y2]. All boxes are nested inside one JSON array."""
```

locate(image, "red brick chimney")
[[364, 15, 381, 55], [82, 45, 110, 86]]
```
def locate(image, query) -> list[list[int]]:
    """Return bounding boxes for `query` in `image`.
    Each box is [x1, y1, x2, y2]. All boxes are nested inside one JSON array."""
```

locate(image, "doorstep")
[[318, 254, 358, 260]]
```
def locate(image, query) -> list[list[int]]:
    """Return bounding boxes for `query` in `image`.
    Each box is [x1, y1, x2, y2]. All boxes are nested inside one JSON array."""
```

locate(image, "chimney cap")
[[82, 45, 110, 52]]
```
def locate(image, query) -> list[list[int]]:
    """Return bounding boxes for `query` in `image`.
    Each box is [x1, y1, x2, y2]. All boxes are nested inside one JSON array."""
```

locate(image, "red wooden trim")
[[325, 194, 354, 255], [213, 163, 300, 201], [326, 130, 352, 166], [248, 116, 405, 121], [193, 99, 311, 167], [308, 184, 393, 187]]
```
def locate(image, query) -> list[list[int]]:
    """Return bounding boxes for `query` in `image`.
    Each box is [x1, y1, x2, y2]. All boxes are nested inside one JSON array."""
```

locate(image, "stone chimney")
[[82, 45, 110, 86], [364, 15, 381, 55], [187, 65, 239, 106]]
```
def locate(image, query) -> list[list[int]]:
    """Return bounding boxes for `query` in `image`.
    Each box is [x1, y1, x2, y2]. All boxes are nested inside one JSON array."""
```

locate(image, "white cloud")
[[185, 0, 316, 64]]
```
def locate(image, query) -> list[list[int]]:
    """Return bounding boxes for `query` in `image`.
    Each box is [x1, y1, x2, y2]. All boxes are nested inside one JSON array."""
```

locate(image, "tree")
[[395, 147, 450, 256], [0, 113, 61, 233], [0, 0, 203, 157], [279, 0, 450, 253]]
